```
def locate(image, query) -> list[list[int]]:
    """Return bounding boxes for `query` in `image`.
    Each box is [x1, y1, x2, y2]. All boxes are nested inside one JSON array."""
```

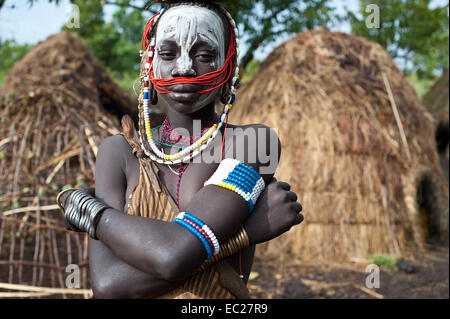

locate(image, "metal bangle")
[[88, 201, 108, 239], [65, 203, 79, 230], [78, 194, 93, 232], [66, 191, 85, 227], [56, 188, 82, 214]]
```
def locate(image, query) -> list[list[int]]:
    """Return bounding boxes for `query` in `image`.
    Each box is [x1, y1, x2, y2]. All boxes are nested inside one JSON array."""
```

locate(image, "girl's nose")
[[172, 51, 197, 77]]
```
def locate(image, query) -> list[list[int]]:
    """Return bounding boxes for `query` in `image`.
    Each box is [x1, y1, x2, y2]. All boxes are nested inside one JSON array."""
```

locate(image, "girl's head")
[[142, 1, 236, 114]]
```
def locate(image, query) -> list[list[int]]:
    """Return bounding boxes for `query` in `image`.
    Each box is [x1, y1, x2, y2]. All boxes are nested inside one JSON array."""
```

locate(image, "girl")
[[59, 0, 303, 299]]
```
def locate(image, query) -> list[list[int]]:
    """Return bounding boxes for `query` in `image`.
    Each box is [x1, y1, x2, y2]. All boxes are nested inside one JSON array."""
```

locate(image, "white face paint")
[[152, 5, 226, 112], [153, 5, 225, 78]]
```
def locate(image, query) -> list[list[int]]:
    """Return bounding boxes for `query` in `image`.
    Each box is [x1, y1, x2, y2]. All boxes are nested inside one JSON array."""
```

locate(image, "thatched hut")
[[0, 31, 154, 297], [231, 29, 449, 260], [423, 69, 449, 181]]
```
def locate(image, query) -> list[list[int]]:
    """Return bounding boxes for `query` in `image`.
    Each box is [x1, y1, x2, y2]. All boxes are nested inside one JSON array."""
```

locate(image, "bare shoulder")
[[97, 134, 135, 168]]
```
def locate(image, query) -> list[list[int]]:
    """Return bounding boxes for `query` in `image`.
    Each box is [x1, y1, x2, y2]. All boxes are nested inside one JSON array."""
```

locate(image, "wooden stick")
[[0, 259, 88, 271], [352, 284, 384, 299], [0, 136, 13, 148], [84, 127, 98, 157], [0, 291, 53, 298], [36, 148, 80, 173], [98, 120, 120, 136], [45, 159, 66, 184], [0, 282, 92, 296], [2, 204, 60, 216], [382, 72, 411, 161]]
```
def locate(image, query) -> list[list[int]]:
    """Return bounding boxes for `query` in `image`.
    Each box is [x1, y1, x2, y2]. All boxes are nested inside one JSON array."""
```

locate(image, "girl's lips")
[[169, 91, 200, 102]]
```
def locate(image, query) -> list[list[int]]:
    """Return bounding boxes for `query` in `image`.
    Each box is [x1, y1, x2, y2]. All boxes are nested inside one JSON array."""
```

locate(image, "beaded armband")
[[204, 159, 265, 213], [173, 212, 219, 260]]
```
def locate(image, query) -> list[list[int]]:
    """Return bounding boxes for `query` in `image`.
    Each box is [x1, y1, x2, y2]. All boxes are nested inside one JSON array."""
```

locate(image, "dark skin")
[[88, 16, 303, 299]]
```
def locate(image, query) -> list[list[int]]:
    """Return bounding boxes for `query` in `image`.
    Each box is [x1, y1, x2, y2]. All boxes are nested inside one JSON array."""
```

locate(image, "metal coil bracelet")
[[57, 188, 110, 240]]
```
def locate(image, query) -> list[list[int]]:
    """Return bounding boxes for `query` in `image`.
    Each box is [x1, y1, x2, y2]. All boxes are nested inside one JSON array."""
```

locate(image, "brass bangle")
[[197, 226, 250, 272]]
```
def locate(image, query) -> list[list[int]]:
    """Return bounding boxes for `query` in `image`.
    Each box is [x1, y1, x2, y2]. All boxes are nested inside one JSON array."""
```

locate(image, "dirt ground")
[[248, 245, 449, 299], [1, 239, 448, 299]]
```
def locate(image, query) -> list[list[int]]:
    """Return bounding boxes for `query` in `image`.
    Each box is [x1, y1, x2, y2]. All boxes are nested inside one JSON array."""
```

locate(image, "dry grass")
[[231, 29, 449, 261], [0, 32, 141, 297]]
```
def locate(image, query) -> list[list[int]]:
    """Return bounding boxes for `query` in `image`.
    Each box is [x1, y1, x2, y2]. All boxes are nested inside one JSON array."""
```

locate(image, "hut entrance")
[[417, 174, 442, 244]]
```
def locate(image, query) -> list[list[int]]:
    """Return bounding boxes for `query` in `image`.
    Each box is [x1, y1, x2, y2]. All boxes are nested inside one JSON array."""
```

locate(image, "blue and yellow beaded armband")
[[204, 159, 265, 213]]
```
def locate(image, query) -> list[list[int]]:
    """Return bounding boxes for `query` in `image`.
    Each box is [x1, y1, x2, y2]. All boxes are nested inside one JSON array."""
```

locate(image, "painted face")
[[152, 5, 226, 114]]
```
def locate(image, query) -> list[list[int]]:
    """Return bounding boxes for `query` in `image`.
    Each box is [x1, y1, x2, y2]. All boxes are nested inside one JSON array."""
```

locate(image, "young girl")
[[58, 0, 303, 299]]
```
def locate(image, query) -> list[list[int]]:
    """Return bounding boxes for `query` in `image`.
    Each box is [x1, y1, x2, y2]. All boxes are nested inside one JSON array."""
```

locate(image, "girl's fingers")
[[287, 191, 298, 202], [290, 201, 303, 214], [277, 181, 291, 191], [295, 213, 304, 224]]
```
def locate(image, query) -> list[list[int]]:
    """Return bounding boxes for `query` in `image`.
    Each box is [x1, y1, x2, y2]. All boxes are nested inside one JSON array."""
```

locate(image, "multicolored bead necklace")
[[160, 114, 219, 148]]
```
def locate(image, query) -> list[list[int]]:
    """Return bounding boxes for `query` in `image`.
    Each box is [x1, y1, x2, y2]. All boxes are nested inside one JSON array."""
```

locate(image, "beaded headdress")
[[138, 0, 240, 165]]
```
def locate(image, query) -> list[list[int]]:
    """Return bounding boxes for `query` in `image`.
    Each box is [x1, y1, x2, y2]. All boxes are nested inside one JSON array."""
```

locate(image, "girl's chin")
[[164, 96, 215, 114]]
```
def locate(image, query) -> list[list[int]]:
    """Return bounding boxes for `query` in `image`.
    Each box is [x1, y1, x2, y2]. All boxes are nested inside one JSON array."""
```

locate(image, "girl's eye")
[[196, 54, 215, 62], [158, 51, 176, 59]]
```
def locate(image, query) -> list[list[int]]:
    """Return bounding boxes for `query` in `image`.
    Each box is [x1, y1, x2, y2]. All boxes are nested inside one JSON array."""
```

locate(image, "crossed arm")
[[89, 126, 280, 298]]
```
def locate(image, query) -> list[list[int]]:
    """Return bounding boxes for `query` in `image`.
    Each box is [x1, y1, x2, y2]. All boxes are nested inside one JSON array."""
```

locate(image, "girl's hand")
[[243, 178, 303, 245]]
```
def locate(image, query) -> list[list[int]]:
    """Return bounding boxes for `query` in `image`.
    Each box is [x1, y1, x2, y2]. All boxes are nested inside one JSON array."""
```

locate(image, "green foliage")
[[227, 0, 339, 70], [407, 72, 437, 97], [12, 199, 20, 209], [241, 59, 261, 84], [76, 180, 85, 187], [38, 187, 45, 199], [62, 0, 148, 78], [113, 71, 139, 94], [0, 39, 31, 86], [348, 0, 449, 79], [369, 254, 398, 270], [62, 184, 74, 191]]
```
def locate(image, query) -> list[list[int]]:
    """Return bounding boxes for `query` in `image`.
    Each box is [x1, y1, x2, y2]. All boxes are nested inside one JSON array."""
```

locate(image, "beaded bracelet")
[[177, 212, 220, 256], [204, 159, 265, 213], [173, 212, 219, 260]]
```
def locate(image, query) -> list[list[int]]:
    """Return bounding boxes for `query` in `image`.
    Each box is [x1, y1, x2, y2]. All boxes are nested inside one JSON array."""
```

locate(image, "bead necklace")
[[160, 114, 219, 147]]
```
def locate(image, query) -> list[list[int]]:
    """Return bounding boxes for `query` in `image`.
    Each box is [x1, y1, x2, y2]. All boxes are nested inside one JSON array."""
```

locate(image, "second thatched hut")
[[231, 29, 449, 261]]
